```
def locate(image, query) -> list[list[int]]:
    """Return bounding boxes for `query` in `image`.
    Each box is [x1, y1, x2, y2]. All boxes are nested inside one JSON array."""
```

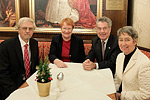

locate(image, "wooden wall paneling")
[[102, 0, 128, 36], [33, 32, 96, 43], [0, 31, 96, 44], [0, 31, 18, 40], [20, 0, 29, 17], [127, 0, 133, 26]]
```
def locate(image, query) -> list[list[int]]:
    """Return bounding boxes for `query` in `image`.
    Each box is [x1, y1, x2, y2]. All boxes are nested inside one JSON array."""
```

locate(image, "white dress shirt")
[[18, 35, 31, 63]]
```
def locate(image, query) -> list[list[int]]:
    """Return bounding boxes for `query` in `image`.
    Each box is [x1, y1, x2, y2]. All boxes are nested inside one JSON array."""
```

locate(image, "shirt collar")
[[101, 37, 109, 44]]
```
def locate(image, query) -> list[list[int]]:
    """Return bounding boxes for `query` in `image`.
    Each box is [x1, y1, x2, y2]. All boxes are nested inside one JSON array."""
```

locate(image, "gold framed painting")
[[0, 0, 20, 32], [29, 0, 103, 34]]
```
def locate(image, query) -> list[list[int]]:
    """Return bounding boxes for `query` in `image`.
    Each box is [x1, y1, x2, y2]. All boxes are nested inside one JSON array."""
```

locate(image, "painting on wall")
[[0, 0, 20, 31], [29, 0, 103, 34]]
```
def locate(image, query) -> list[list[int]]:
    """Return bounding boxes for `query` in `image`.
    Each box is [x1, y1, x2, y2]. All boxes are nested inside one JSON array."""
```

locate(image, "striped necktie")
[[102, 41, 105, 60], [24, 44, 30, 79]]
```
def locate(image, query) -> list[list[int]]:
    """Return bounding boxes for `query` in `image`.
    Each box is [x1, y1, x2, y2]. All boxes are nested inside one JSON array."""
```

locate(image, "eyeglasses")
[[20, 27, 34, 31]]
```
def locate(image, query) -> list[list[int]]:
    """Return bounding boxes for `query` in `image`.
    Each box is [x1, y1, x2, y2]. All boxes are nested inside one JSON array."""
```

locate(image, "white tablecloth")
[[6, 62, 116, 100]]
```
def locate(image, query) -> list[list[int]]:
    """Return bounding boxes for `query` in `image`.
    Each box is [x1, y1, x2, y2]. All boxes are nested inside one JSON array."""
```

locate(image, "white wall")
[[132, 0, 150, 48]]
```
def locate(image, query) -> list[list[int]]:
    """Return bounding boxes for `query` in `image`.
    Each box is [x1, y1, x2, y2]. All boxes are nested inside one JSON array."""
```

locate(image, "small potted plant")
[[36, 56, 53, 97]]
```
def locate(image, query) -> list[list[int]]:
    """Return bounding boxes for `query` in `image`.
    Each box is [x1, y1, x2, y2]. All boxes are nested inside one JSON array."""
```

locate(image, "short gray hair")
[[96, 16, 112, 28], [117, 26, 138, 41], [15, 17, 36, 30]]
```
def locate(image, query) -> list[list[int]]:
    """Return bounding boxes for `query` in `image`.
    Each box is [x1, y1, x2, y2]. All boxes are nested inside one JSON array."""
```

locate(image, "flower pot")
[[37, 81, 51, 97]]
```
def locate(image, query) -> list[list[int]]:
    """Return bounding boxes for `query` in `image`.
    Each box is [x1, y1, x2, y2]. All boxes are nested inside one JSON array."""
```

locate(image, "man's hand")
[[54, 59, 68, 68], [83, 59, 96, 71]]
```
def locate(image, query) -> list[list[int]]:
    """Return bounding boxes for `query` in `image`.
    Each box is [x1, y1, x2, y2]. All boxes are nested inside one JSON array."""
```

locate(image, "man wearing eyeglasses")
[[0, 17, 39, 100]]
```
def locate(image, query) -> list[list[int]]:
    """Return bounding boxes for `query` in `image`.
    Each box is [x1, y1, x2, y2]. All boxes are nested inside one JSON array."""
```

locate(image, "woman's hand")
[[54, 59, 68, 68]]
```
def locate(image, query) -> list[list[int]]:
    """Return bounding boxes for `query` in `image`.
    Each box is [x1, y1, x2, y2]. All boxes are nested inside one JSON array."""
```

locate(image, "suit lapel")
[[105, 43, 111, 58], [59, 36, 63, 58], [97, 39, 103, 61], [29, 39, 33, 66], [104, 36, 113, 59], [123, 49, 138, 76], [70, 35, 75, 54], [123, 59, 136, 76], [15, 36, 24, 67], [118, 55, 125, 80]]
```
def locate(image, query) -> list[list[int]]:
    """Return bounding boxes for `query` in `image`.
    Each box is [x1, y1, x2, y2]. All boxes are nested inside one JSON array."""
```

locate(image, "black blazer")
[[0, 36, 39, 100], [86, 34, 121, 75], [49, 34, 85, 63]]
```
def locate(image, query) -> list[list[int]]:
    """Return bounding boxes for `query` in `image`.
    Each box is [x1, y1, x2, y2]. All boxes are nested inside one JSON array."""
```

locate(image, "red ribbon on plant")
[[48, 77, 53, 81]]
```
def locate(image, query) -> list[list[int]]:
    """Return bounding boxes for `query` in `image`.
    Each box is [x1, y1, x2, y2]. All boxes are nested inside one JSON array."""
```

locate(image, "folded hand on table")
[[54, 59, 68, 68], [83, 59, 96, 71]]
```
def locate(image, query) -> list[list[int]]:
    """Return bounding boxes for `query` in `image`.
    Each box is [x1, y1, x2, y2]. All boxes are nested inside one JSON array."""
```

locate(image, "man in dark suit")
[[83, 16, 121, 76], [0, 17, 39, 100]]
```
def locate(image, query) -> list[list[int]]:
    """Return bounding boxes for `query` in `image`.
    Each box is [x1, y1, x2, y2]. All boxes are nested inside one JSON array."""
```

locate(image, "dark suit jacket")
[[0, 36, 39, 100], [86, 34, 121, 76], [49, 34, 85, 63]]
